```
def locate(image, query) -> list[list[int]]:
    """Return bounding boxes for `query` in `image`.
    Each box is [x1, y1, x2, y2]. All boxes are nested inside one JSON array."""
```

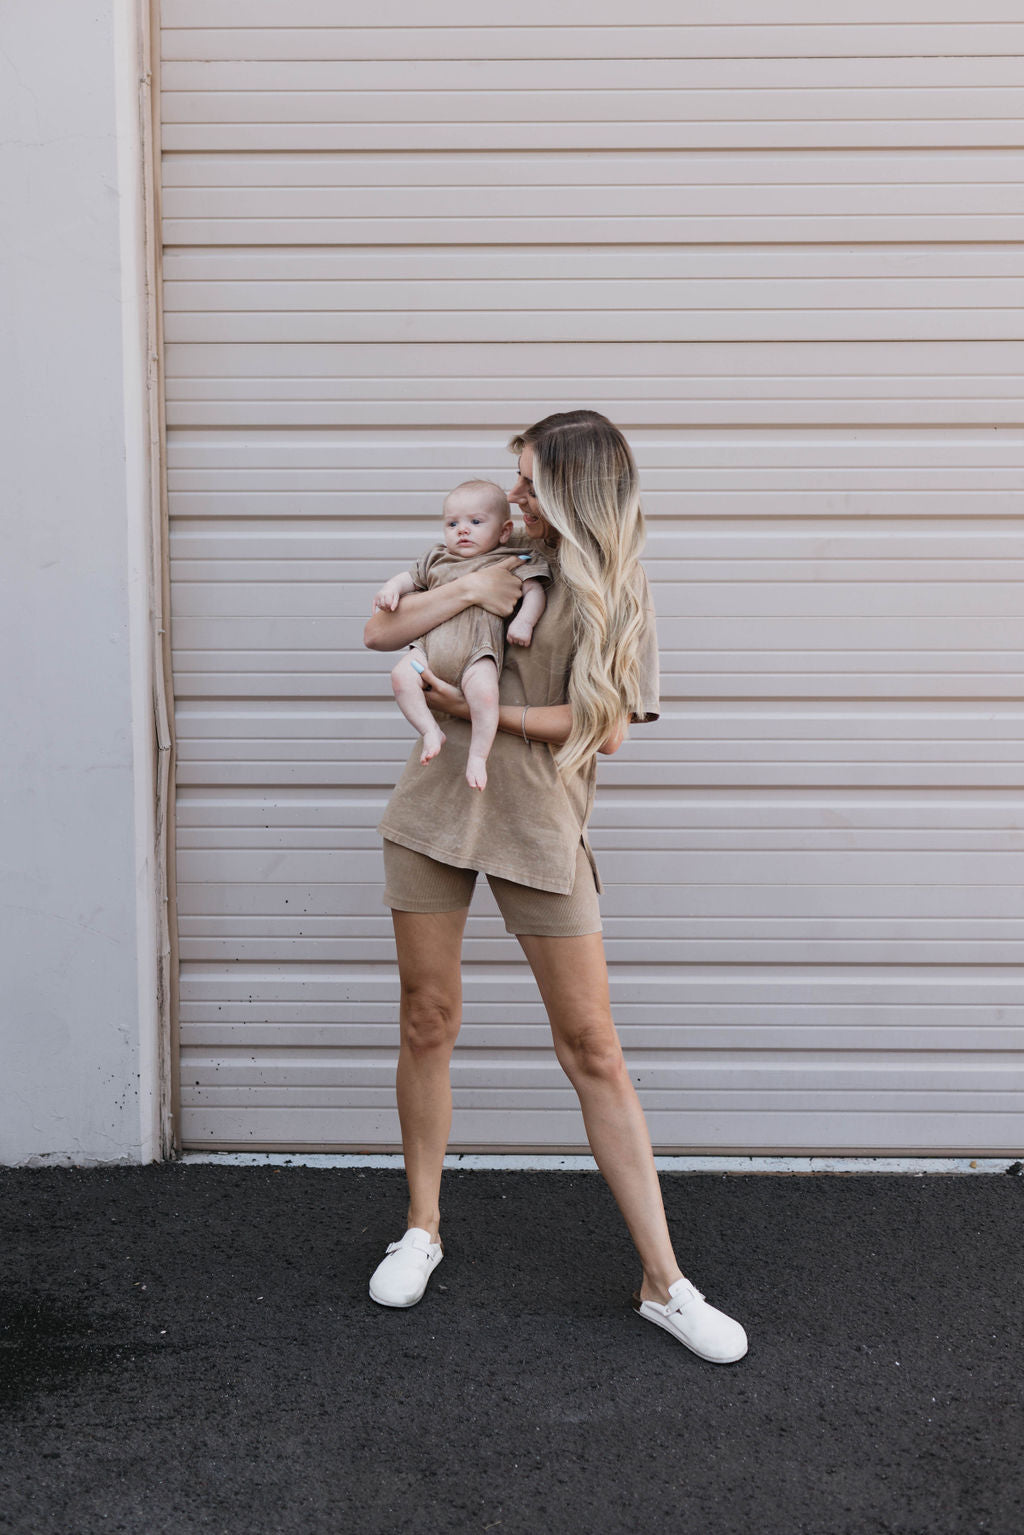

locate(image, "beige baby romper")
[[408, 544, 550, 688]]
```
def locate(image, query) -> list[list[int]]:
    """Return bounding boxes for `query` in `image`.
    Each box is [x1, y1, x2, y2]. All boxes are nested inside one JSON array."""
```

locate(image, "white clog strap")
[[385, 1232, 433, 1257], [665, 1278, 706, 1316]]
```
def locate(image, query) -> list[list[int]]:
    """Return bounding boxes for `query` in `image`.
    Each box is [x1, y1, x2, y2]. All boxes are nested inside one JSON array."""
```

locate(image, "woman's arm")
[[413, 665, 629, 754], [363, 557, 528, 652]]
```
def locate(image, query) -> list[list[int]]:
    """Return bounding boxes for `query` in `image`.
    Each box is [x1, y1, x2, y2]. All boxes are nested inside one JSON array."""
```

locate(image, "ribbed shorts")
[[382, 838, 601, 938]]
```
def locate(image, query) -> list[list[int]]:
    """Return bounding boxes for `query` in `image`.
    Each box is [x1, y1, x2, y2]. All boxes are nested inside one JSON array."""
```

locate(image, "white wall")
[[0, 0, 162, 1163]]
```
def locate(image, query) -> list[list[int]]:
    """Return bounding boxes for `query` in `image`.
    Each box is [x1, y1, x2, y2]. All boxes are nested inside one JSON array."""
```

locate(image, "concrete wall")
[[0, 1, 163, 1163]]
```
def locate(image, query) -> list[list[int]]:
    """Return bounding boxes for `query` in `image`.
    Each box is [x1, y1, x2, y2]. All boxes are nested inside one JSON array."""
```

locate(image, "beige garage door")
[[163, 1, 1024, 1153]]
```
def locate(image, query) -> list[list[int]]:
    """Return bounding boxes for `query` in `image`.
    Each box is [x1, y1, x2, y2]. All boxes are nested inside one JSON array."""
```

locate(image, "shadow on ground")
[[0, 1165, 1021, 1535]]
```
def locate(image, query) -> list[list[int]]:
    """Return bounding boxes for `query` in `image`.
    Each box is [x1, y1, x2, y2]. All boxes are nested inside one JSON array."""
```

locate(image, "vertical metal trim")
[[140, 0, 180, 1157]]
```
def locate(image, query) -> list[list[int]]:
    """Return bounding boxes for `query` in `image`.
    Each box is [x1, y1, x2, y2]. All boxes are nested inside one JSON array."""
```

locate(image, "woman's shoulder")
[[509, 529, 560, 561]]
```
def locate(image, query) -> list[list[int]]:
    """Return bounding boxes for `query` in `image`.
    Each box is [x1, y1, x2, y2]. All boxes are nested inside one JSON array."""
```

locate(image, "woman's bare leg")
[[517, 930, 684, 1303], [391, 906, 469, 1241]]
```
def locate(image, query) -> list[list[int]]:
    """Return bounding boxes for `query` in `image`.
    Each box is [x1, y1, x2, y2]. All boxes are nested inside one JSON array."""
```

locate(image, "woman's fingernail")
[[409, 658, 425, 673], [517, 554, 531, 560]]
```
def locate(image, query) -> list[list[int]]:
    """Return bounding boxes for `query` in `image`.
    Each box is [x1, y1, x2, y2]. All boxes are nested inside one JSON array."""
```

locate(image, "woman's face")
[[508, 444, 556, 544]]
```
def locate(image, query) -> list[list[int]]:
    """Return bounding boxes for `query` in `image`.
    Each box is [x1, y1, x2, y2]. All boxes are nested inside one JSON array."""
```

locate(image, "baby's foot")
[[420, 728, 446, 765], [506, 618, 534, 647], [466, 754, 488, 791]]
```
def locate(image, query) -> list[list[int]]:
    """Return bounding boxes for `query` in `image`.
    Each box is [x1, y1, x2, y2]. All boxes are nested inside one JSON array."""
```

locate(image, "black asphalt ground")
[[1, 1164, 1022, 1535]]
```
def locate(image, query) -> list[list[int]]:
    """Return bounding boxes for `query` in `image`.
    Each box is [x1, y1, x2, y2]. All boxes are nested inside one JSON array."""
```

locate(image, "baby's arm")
[[372, 569, 417, 614], [506, 577, 547, 647]]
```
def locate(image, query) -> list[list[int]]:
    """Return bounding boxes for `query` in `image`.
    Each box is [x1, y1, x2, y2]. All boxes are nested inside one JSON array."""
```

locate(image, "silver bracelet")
[[521, 705, 530, 743]]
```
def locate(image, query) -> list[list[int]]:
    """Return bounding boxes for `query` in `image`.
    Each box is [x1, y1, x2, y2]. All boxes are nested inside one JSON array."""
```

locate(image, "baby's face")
[[442, 493, 513, 558]]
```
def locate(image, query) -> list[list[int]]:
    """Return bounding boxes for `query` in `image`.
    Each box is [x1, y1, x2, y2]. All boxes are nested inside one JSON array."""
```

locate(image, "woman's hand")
[[460, 556, 527, 617], [416, 665, 470, 721]]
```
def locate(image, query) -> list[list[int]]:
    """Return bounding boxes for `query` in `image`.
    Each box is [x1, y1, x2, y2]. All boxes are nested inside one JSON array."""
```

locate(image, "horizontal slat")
[[170, 551, 1024, 578], [175, 1110, 1024, 1156], [160, 120, 1024, 153], [170, 669, 1024, 702], [163, 93, 1024, 130], [170, 749, 1024, 787], [178, 1018, 1024, 1048], [170, 524, 1024, 557], [167, 493, 1024, 521], [162, 337, 1024, 376], [175, 1107, 1024, 1155], [172, 937, 1024, 966], [171, 579, 1024, 619], [160, 2, 1024, 27], [173, 876, 1024, 918], [162, 220, 1024, 250], [171, 781, 1024, 815], [171, 613, 1024, 652], [161, 25, 1024, 63], [159, 153, 1024, 195], [177, 1057, 1024, 1094], [164, 430, 1024, 466], [164, 279, 1024, 314], [162, 309, 1024, 343], [160, 58, 1024, 91], [174, 964, 1024, 1001], [173, 841, 1024, 882], [166, 401, 1024, 430]]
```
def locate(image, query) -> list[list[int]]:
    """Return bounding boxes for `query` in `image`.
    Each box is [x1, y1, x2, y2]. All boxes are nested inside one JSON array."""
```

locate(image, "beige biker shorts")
[[382, 838, 601, 938]]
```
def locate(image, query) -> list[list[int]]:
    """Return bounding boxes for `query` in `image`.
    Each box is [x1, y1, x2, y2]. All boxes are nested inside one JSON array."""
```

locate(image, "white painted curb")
[[179, 1152, 1021, 1175]]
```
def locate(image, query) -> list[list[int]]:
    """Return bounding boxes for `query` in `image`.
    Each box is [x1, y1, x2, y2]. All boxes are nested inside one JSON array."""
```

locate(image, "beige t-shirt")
[[378, 541, 660, 896]]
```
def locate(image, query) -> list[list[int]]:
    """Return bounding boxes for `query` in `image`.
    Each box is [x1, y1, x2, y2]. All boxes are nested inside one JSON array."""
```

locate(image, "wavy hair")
[[509, 410, 647, 778]]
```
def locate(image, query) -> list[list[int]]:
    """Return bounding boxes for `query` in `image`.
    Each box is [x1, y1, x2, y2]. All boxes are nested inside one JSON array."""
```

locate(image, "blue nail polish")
[[517, 554, 531, 560], [409, 658, 425, 674]]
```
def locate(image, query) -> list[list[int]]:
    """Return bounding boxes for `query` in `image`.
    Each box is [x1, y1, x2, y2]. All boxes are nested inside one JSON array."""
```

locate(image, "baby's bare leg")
[[460, 657, 500, 791], [391, 649, 446, 765]]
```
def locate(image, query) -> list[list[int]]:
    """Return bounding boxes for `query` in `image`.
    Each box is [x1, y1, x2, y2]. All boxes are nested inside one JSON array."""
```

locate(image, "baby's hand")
[[506, 615, 535, 647], [372, 582, 403, 614]]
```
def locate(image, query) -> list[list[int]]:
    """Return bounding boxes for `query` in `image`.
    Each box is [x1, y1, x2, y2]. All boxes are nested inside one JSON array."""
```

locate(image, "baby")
[[373, 479, 549, 790]]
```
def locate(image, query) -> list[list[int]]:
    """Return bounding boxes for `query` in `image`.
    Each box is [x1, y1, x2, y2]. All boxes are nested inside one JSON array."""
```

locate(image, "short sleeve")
[[410, 544, 444, 591], [632, 567, 660, 724], [517, 550, 551, 586]]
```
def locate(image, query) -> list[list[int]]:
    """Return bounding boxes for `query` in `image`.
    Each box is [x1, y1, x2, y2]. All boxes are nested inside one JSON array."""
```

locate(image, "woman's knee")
[[554, 1016, 626, 1085], [400, 980, 461, 1056]]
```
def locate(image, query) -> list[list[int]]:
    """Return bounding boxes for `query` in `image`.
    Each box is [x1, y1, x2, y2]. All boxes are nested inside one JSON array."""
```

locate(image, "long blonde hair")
[[509, 410, 647, 778]]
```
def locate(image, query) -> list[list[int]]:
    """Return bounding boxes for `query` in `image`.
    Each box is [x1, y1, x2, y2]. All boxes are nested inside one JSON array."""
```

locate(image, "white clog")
[[633, 1275, 748, 1363], [369, 1227, 443, 1308]]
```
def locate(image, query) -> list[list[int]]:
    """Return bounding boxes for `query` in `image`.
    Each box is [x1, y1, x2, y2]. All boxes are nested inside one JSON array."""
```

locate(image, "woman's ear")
[[498, 519, 515, 544]]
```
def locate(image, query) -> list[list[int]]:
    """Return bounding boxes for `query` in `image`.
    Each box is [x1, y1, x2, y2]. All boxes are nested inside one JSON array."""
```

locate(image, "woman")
[[362, 411, 747, 1364]]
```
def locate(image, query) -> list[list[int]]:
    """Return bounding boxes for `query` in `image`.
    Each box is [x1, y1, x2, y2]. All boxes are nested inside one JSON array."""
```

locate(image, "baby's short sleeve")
[[410, 545, 445, 591]]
